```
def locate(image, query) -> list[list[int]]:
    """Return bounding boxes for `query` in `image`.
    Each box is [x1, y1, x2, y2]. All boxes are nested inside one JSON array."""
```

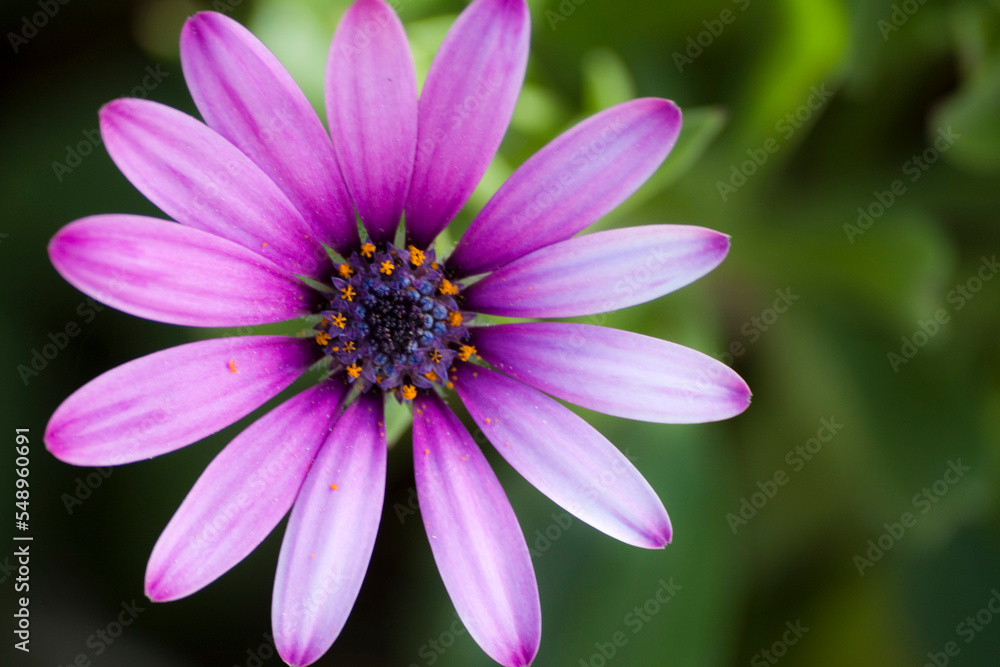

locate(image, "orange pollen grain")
[[424, 371, 438, 382], [458, 344, 477, 362], [407, 245, 425, 266], [439, 279, 458, 295], [228, 359, 238, 373], [447, 311, 463, 327], [401, 385, 417, 401]]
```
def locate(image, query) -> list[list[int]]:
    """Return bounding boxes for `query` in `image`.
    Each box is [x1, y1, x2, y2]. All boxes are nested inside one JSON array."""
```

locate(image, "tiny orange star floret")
[[439, 279, 458, 295], [380, 260, 394, 275], [337, 263, 353, 277], [401, 385, 417, 401], [331, 313, 347, 329], [407, 245, 425, 267], [447, 311, 463, 327], [315, 332, 331, 347], [360, 242, 376, 258], [458, 344, 477, 362], [340, 286, 356, 302], [346, 363, 362, 379]]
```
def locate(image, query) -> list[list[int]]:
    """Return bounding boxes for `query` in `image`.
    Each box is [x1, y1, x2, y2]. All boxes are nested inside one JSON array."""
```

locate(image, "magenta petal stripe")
[[327, 0, 417, 244], [181, 12, 359, 256], [448, 98, 683, 277], [100, 99, 329, 278], [48, 215, 319, 327], [463, 225, 730, 318], [454, 364, 672, 548], [45, 336, 319, 466], [272, 392, 386, 667], [146, 380, 349, 602], [413, 392, 540, 667], [404, 0, 530, 249], [472, 323, 751, 424]]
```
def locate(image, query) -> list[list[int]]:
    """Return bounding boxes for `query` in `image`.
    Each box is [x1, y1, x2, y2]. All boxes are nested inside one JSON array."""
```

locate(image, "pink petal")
[[45, 336, 319, 466], [272, 392, 386, 667], [454, 364, 671, 548], [48, 215, 318, 327], [412, 392, 540, 667], [100, 99, 331, 278], [472, 323, 751, 423], [327, 0, 417, 244], [181, 12, 359, 256], [404, 0, 530, 249], [463, 225, 730, 317], [448, 99, 682, 277], [146, 380, 349, 601]]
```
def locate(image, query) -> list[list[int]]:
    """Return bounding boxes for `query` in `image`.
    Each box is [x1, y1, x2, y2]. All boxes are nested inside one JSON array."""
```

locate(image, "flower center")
[[314, 243, 474, 400]]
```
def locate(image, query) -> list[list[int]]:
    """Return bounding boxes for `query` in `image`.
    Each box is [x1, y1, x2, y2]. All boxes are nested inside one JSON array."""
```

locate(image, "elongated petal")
[[146, 380, 349, 602], [273, 392, 386, 667], [48, 215, 318, 327], [404, 0, 530, 249], [463, 225, 730, 317], [327, 0, 416, 244], [454, 365, 671, 548], [45, 336, 319, 466], [413, 392, 540, 667], [181, 12, 359, 256], [101, 99, 330, 277], [472, 323, 751, 423], [449, 99, 682, 277]]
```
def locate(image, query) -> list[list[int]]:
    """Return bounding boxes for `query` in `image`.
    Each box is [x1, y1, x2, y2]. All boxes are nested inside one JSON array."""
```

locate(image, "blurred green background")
[[2, 0, 1000, 665]]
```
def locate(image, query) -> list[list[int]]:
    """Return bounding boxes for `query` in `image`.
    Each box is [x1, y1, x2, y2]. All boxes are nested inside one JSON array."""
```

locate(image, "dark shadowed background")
[[2, 0, 999, 665]]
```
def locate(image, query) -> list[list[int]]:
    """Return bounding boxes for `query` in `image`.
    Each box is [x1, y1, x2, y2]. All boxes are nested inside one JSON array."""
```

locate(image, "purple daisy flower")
[[44, 1, 750, 665]]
